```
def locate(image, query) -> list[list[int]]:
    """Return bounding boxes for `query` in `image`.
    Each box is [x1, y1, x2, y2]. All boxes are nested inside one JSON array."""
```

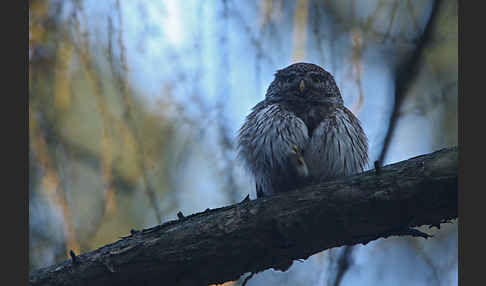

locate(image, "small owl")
[[237, 63, 368, 198]]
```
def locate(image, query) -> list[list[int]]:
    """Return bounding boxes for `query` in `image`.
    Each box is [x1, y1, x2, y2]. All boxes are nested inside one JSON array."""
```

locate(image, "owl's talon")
[[292, 144, 300, 154], [291, 145, 304, 165], [289, 145, 309, 178]]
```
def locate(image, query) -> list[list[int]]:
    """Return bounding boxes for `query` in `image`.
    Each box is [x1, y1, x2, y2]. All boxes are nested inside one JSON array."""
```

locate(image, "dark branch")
[[332, 246, 354, 286], [377, 0, 444, 166], [29, 147, 458, 286]]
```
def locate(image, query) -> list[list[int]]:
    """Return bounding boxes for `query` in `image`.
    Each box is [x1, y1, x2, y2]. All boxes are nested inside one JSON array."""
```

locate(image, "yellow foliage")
[[29, 1, 48, 49], [31, 121, 81, 257], [54, 42, 74, 112], [292, 0, 309, 62]]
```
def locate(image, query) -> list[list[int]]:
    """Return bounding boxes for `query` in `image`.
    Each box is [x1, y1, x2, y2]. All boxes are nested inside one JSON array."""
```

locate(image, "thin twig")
[[242, 272, 255, 286], [331, 246, 354, 286]]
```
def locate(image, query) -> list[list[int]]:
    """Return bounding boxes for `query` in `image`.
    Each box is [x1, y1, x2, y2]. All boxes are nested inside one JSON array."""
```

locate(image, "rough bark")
[[29, 147, 458, 286]]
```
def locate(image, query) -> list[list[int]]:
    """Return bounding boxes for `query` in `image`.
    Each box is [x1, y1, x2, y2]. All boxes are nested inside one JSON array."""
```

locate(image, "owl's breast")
[[291, 103, 334, 137]]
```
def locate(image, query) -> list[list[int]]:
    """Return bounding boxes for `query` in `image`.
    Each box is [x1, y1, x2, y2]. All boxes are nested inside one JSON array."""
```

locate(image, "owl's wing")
[[255, 149, 307, 198], [238, 102, 310, 197], [304, 107, 368, 181]]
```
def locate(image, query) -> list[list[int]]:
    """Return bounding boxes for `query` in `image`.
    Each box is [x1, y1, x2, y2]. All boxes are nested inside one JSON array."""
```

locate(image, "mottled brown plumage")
[[238, 63, 368, 197]]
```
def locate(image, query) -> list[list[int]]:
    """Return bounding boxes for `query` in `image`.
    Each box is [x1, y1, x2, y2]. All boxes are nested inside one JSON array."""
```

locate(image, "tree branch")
[[377, 0, 444, 165], [29, 147, 458, 286]]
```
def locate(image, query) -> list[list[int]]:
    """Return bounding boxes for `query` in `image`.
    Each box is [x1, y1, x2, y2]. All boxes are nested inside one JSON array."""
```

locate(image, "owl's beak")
[[299, 79, 306, 93]]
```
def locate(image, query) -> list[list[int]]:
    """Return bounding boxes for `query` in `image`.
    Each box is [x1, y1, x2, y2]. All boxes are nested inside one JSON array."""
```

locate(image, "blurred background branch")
[[377, 0, 444, 166]]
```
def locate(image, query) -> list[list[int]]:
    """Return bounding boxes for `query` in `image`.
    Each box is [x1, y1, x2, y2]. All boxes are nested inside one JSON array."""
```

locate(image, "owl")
[[237, 63, 368, 198]]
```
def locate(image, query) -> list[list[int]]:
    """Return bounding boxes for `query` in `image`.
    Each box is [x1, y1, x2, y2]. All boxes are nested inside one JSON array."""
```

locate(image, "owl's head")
[[265, 62, 343, 104]]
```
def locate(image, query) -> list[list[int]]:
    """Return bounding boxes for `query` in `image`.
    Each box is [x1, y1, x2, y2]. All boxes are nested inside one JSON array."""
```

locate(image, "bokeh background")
[[29, 0, 458, 285]]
